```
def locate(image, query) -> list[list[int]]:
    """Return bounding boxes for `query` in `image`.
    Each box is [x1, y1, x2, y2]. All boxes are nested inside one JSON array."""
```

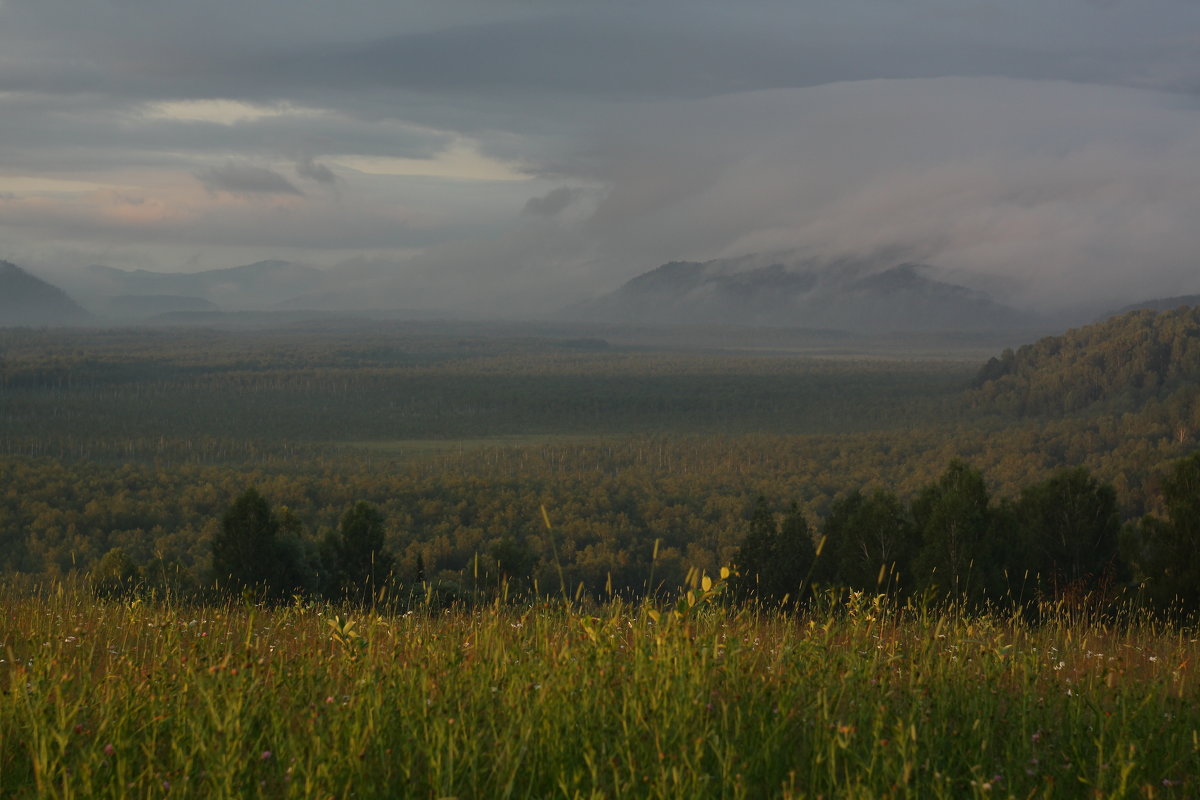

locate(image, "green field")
[[2, 580, 1197, 799]]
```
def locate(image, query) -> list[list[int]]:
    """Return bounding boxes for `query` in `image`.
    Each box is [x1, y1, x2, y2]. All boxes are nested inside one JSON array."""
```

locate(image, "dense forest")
[[3, 311, 1200, 611], [970, 306, 1200, 422]]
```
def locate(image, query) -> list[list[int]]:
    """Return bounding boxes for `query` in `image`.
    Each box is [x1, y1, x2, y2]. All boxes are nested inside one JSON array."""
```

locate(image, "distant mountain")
[[0, 261, 90, 326], [81, 260, 329, 310], [571, 253, 1033, 332], [1102, 294, 1200, 318]]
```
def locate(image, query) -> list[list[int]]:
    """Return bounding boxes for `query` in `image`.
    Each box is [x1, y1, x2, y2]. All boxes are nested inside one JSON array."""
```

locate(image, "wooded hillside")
[[969, 306, 1200, 418]]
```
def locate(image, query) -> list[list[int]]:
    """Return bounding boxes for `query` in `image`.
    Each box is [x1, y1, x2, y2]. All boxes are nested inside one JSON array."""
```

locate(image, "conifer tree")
[[733, 497, 816, 604], [211, 487, 286, 597], [1136, 452, 1200, 609], [912, 461, 999, 602], [1016, 467, 1121, 596], [326, 501, 395, 602], [821, 489, 915, 594]]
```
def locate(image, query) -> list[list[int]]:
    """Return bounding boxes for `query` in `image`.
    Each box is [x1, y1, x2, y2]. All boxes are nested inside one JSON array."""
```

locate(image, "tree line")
[[88, 452, 1200, 614], [727, 451, 1197, 612], [94, 490, 397, 604]]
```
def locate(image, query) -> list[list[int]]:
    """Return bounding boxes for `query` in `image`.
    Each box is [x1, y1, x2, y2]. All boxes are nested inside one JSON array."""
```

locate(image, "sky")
[[4, 0, 1200, 315]]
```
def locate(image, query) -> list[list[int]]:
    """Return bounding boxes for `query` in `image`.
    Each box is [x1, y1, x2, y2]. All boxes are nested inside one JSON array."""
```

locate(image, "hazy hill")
[[105, 295, 219, 319], [969, 306, 1200, 417], [571, 254, 1033, 332], [1103, 295, 1200, 318], [81, 260, 329, 310], [0, 261, 90, 326]]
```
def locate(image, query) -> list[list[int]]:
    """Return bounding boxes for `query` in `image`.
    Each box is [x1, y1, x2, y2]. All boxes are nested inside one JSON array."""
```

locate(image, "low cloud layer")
[[354, 78, 1200, 317], [573, 79, 1200, 310], [4, 1, 1200, 318]]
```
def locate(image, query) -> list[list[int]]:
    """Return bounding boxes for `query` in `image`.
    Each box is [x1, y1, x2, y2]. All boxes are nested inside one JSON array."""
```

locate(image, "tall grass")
[[1, 582, 1197, 798]]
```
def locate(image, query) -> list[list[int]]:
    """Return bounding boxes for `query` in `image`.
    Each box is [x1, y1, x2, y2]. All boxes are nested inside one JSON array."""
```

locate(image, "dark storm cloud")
[[5, 0, 1200, 313], [196, 163, 303, 196], [7, 2, 1200, 112]]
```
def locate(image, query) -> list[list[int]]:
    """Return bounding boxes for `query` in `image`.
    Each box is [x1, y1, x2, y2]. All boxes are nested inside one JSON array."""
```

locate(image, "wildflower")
[[261, 751, 272, 761], [103, 743, 115, 757]]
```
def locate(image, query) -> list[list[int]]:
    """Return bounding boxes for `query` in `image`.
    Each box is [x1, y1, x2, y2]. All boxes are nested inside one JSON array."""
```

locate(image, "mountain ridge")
[[571, 253, 1036, 332], [0, 261, 91, 326]]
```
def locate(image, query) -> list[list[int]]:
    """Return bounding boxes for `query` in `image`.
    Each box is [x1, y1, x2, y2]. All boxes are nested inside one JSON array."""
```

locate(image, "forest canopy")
[[969, 306, 1200, 420], [1, 311, 1199, 611]]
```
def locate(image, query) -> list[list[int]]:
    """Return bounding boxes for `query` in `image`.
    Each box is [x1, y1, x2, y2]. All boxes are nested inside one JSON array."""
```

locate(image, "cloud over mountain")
[[4, 1, 1200, 317], [570, 253, 1037, 333]]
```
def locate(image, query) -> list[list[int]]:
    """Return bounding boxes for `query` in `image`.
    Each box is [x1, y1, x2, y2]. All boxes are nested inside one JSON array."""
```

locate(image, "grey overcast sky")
[[4, 0, 1200, 313]]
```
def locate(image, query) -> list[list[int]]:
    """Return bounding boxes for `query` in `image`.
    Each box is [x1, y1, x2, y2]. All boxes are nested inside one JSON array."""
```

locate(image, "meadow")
[[2, 578, 1197, 799]]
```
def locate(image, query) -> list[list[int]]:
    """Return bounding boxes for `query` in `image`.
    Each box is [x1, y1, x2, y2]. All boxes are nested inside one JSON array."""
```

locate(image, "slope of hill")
[[0, 261, 90, 325], [969, 305, 1200, 416], [1103, 294, 1200, 318], [571, 253, 1033, 332]]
